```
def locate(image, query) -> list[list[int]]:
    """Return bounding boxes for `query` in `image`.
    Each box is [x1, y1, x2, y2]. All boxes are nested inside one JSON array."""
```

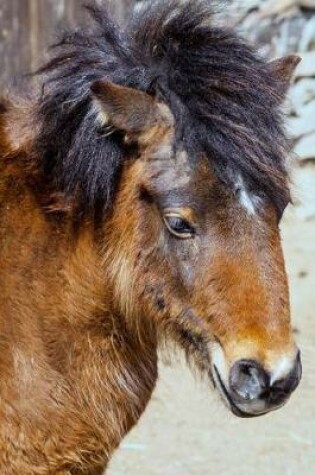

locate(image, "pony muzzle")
[[210, 342, 302, 417]]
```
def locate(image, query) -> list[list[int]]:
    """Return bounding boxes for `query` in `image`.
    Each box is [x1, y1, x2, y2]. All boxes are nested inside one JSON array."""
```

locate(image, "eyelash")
[[163, 214, 195, 239]]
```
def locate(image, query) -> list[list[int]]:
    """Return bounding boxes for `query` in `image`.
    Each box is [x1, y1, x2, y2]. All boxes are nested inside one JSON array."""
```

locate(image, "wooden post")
[[0, 0, 138, 85]]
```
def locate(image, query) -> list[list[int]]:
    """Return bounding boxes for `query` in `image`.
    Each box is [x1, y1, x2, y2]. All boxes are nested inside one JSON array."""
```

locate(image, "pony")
[[0, 1, 302, 473]]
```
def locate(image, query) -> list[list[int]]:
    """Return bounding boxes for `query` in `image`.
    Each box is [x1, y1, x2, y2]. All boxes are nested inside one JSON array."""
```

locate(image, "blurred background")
[[0, 1, 314, 474]]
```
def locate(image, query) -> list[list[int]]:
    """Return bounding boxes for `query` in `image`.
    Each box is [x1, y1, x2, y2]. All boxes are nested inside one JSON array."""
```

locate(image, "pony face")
[[92, 74, 301, 418]]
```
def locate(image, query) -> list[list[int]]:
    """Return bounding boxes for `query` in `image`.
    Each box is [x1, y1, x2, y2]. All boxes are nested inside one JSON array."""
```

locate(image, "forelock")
[[34, 0, 291, 217]]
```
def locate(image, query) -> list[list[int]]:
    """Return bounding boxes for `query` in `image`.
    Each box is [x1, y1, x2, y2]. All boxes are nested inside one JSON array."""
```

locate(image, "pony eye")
[[163, 214, 195, 239]]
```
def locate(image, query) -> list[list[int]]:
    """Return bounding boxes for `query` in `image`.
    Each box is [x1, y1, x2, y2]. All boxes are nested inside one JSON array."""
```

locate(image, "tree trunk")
[[0, 0, 138, 85]]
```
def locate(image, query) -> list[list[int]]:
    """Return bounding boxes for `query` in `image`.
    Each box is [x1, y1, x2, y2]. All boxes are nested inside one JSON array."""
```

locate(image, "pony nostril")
[[229, 360, 269, 401], [270, 351, 302, 397]]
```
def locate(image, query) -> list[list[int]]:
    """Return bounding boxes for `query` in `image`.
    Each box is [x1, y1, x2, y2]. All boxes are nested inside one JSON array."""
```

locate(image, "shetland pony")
[[0, 1, 301, 473]]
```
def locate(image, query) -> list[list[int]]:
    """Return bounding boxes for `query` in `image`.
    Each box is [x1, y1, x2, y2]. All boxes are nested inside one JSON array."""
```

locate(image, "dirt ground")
[[108, 167, 315, 475]]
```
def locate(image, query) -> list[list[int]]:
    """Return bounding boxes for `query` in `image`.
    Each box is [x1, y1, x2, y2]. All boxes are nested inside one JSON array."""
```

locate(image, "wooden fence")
[[0, 0, 138, 84]]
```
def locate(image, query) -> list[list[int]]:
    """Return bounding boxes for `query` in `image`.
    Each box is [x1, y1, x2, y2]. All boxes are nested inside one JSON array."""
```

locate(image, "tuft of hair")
[[34, 0, 291, 217]]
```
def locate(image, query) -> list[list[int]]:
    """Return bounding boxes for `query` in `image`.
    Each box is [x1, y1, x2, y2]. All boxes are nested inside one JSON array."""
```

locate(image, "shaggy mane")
[[34, 0, 291, 216]]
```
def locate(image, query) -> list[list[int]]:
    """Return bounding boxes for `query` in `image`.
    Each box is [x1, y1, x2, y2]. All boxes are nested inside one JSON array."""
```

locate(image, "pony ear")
[[268, 55, 301, 99], [90, 81, 173, 144]]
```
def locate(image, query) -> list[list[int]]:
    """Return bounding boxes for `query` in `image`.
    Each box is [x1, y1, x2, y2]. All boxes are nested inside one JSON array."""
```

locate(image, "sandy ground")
[[108, 168, 315, 475]]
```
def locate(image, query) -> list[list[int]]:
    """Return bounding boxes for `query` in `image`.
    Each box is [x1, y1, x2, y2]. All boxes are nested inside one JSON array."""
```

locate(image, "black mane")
[[35, 0, 291, 216]]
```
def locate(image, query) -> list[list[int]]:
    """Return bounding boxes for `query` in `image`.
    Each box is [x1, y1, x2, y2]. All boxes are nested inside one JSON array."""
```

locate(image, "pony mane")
[[33, 0, 291, 216]]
